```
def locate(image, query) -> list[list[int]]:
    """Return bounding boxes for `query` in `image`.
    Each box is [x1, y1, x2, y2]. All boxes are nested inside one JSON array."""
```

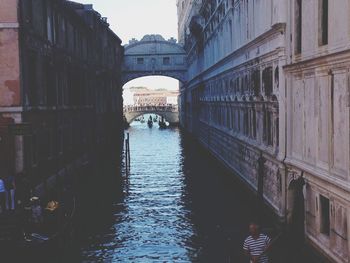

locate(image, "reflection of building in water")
[[124, 87, 179, 106]]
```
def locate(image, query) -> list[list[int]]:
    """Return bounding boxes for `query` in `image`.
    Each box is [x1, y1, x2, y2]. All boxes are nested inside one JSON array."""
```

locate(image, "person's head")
[[249, 221, 261, 236]]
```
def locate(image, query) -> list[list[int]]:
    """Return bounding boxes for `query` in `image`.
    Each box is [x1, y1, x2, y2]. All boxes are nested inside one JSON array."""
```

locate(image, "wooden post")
[[125, 132, 130, 175], [127, 133, 130, 169]]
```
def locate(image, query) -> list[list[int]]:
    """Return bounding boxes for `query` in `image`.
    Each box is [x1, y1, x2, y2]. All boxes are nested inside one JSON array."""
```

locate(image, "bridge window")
[[163, 57, 171, 65], [137, 57, 144, 65]]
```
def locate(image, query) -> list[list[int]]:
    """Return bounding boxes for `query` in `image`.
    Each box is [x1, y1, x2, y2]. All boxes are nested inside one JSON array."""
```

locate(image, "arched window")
[[263, 67, 273, 97], [252, 69, 260, 96]]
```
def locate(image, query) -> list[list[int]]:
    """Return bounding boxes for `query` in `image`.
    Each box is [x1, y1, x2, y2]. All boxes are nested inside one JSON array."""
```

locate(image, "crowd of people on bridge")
[[123, 104, 178, 112]]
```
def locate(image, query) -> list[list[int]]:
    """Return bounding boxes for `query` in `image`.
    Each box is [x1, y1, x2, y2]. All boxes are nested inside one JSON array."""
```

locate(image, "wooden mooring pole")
[[125, 133, 130, 175]]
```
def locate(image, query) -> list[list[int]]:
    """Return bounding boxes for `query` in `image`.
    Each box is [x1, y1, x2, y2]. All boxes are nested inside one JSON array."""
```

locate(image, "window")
[[58, 127, 63, 155], [243, 108, 249, 136], [267, 112, 273, 146], [263, 108, 273, 146], [57, 70, 64, 106], [226, 107, 230, 128], [320, 195, 330, 235], [252, 108, 257, 139], [295, 0, 302, 54], [46, 128, 54, 160], [163, 57, 170, 65], [252, 70, 260, 96], [263, 67, 273, 96], [137, 57, 144, 65], [274, 67, 279, 89], [276, 117, 279, 147], [31, 134, 38, 167], [319, 0, 328, 46], [27, 0, 33, 24], [46, 2, 53, 42], [237, 108, 241, 132], [27, 52, 38, 106]]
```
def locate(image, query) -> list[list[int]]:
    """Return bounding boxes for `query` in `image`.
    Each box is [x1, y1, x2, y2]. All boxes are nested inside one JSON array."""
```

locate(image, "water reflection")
[[81, 122, 197, 262], [78, 121, 316, 263]]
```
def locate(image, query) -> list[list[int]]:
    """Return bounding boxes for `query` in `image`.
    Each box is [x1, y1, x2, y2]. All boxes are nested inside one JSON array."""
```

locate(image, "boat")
[[158, 117, 167, 129], [0, 190, 76, 262], [18, 193, 75, 260], [159, 121, 167, 129], [147, 116, 153, 128]]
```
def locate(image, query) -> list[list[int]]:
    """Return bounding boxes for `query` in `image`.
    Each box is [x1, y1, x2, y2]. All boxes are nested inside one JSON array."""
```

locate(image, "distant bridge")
[[123, 105, 179, 125], [122, 35, 187, 85]]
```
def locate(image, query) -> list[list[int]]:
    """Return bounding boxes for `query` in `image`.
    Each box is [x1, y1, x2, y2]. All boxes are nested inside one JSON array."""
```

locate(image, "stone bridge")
[[123, 105, 179, 125], [122, 35, 187, 85]]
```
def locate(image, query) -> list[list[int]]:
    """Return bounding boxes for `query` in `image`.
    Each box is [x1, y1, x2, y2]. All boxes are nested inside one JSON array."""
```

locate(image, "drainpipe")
[[282, 67, 288, 227]]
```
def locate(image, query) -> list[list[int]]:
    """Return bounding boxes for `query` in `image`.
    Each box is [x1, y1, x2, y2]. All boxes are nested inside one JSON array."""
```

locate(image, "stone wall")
[[179, 0, 288, 219], [179, 0, 350, 262], [284, 1, 350, 261], [0, 0, 124, 196]]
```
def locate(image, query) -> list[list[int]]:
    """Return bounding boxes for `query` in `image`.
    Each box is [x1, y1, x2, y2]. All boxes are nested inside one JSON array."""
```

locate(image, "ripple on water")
[[81, 124, 196, 262]]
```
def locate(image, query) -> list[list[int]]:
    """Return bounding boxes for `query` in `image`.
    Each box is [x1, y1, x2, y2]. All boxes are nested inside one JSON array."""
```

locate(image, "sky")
[[77, 0, 180, 91]]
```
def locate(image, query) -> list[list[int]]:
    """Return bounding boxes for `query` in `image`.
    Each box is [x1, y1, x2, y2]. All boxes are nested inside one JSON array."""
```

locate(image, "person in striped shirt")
[[243, 222, 271, 263]]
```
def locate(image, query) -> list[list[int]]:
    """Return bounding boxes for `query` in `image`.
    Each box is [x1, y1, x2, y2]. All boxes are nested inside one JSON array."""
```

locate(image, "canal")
[[75, 118, 321, 263]]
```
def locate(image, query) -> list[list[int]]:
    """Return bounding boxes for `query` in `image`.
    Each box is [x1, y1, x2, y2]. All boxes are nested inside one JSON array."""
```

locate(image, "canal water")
[[76, 117, 320, 263]]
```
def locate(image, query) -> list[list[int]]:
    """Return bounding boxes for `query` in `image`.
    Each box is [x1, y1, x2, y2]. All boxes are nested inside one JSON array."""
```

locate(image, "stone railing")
[[123, 105, 178, 113]]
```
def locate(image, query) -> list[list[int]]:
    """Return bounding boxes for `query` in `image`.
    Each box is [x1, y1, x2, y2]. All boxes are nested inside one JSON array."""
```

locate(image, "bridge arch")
[[124, 105, 179, 126], [122, 35, 187, 85]]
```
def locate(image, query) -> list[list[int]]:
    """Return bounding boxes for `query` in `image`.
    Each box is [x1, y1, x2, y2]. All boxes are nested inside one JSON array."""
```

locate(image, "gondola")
[[158, 116, 167, 129], [18, 195, 77, 260], [158, 121, 167, 129], [147, 120, 153, 128]]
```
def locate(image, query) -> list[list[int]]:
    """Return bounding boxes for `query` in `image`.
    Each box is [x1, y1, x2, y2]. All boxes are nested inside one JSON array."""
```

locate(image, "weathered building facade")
[[178, 0, 350, 262], [0, 0, 123, 197], [178, 0, 287, 217], [284, 1, 350, 262]]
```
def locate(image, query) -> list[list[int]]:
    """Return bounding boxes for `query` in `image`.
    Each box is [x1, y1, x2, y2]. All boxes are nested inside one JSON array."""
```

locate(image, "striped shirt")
[[243, 234, 271, 263]]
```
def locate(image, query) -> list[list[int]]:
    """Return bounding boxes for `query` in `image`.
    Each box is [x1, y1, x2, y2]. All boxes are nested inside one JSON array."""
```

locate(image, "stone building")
[[178, 0, 287, 217], [284, 1, 350, 262], [123, 87, 179, 106], [132, 88, 179, 106], [178, 0, 350, 262], [0, 0, 123, 197]]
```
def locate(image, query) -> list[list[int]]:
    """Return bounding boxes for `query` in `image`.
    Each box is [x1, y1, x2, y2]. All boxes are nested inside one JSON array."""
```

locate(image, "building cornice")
[[0, 107, 23, 113], [285, 157, 350, 201], [284, 48, 350, 73], [0, 22, 19, 29]]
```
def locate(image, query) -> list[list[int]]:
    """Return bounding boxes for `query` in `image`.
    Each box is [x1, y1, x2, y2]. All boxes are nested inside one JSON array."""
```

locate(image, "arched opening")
[[128, 113, 172, 129], [122, 76, 180, 127]]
